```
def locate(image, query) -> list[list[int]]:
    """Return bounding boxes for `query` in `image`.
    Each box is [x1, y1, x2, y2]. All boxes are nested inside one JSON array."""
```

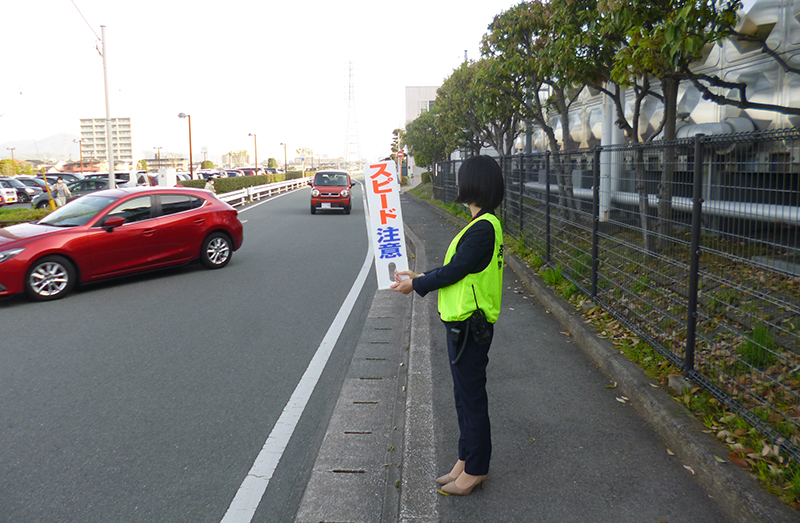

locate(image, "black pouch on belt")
[[469, 309, 491, 345]]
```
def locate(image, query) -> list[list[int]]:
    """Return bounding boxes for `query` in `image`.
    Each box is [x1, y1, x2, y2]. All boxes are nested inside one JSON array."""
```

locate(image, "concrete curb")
[[398, 223, 440, 523], [403, 192, 798, 523]]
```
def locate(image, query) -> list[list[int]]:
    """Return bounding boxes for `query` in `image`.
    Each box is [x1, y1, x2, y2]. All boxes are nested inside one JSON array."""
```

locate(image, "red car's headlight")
[[311, 189, 320, 197], [341, 189, 350, 198], [0, 247, 25, 263]]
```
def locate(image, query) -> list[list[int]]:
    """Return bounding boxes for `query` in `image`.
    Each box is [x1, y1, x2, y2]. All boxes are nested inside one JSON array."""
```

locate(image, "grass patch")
[[541, 265, 564, 286], [0, 207, 50, 225], [738, 323, 778, 370]]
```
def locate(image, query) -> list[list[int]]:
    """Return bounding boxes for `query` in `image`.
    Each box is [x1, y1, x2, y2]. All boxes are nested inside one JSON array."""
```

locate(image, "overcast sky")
[[1, 0, 518, 164]]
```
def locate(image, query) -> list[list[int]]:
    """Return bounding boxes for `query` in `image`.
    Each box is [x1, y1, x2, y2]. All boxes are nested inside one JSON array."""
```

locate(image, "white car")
[[0, 186, 17, 204]]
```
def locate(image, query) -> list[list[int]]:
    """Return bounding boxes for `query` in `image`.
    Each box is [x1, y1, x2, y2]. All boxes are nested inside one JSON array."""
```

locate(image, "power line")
[[69, 0, 101, 42]]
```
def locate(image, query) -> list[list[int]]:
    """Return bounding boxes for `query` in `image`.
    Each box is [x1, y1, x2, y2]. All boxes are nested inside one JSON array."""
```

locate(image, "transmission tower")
[[344, 61, 361, 170]]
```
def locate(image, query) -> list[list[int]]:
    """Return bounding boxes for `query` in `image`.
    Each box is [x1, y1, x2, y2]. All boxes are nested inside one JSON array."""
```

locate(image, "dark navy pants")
[[444, 320, 493, 476]]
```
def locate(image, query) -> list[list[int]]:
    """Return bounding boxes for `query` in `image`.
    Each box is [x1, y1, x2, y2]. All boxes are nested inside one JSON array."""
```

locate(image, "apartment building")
[[78, 117, 133, 164]]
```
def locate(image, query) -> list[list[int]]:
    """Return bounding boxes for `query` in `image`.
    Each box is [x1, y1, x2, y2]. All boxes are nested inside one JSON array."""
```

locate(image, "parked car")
[[16, 176, 54, 192], [0, 177, 39, 203], [224, 170, 245, 177], [238, 168, 265, 176], [196, 170, 222, 179], [309, 169, 354, 215], [36, 172, 84, 184], [0, 186, 244, 301], [32, 178, 130, 209], [0, 184, 18, 204]]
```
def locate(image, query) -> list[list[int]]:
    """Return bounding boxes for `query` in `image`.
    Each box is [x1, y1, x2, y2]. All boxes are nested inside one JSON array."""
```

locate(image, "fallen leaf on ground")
[[713, 455, 727, 463], [728, 453, 749, 467], [605, 381, 617, 389], [667, 448, 675, 456], [683, 465, 695, 475]]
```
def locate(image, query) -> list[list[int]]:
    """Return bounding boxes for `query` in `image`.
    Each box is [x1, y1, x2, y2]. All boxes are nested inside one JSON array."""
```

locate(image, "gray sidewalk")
[[396, 194, 796, 523], [294, 193, 797, 523]]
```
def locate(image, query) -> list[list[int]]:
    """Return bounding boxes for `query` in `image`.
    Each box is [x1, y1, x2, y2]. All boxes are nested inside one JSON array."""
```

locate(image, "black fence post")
[[591, 147, 601, 300], [545, 151, 551, 263], [502, 156, 508, 227], [519, 154, 525, 238], [685, 135, 705, 375]]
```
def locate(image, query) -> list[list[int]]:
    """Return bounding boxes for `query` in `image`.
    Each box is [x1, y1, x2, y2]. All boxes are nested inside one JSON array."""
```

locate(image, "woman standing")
[[391, 155, 505, 496], [54, 178, 72, 207]]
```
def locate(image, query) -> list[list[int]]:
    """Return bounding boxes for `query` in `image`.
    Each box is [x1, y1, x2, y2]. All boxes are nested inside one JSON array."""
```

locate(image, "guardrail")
[[217, 178, 309, 208]]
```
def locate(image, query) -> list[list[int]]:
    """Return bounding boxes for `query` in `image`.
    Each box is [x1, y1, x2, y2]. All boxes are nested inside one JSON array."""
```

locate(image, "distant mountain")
[[1, 134, 81, 162]]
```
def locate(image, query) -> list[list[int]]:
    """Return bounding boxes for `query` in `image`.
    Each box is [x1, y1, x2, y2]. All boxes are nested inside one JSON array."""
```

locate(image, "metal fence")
[[435, 128, 800, 464]]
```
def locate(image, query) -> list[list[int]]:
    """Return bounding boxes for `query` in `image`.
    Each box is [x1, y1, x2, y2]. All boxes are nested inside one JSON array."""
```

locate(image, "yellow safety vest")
[[438, 213, 504, 323]]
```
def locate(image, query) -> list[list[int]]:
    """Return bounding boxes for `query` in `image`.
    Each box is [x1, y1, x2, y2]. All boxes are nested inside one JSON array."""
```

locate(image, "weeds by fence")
[[436, 128, 800, 465]]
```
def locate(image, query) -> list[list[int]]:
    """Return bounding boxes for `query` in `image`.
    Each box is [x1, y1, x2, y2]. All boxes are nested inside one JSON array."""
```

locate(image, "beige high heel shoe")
[[437, 474, 488, 496], [435, 473, 456, 486], [435, 459, 465, 486]]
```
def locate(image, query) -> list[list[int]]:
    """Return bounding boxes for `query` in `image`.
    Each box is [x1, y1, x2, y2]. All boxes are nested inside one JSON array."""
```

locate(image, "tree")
[[390, 128, 405, 163], [544, 0, 660, 249], [473, 59, 525, 156], [227, 150, 248, 167], [200, 160, 214, 169], [482, 1, 580, 219], [0, 159, 16, 176], [267, 158, 278, 168], [436, 61, 487, 156], [136, 159, 148, 171], [403, 109, 446, 171], [598, 0, 738, 248]]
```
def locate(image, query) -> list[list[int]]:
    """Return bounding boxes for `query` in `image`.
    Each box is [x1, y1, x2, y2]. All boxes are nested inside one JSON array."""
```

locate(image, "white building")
[[79, 117, 133, 168], [404, 86, 438, 181]]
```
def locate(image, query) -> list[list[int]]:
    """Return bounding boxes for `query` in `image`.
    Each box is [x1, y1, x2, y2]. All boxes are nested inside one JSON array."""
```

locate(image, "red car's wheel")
[[200, 232, 232, 269], [25, 255, 77, 301]]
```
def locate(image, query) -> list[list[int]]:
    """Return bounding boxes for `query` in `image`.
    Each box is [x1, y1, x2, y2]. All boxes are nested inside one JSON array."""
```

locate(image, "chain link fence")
[[435, 128, 800, 464]]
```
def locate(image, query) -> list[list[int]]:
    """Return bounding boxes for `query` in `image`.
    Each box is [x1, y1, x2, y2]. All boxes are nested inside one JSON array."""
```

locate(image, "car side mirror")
[[103, 216, 125, 231], [307, 180, 313, 186]]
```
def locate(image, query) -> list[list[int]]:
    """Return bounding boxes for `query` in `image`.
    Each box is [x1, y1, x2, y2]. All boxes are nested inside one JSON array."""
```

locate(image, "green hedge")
[[182, 174, 287, 194]]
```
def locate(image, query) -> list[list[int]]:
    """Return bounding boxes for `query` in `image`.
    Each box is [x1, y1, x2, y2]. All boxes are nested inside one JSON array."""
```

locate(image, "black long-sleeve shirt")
[[412, 209, 495, 298]]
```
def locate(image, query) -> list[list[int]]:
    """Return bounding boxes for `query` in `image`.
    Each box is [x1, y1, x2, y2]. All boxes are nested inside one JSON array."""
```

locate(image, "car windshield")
[[314, 173, 348, 186], [38, 195, 119, 227]]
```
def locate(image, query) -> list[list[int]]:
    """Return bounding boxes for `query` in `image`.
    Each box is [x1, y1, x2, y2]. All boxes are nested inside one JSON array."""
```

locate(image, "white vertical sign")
[[364, 160, 409, 290]]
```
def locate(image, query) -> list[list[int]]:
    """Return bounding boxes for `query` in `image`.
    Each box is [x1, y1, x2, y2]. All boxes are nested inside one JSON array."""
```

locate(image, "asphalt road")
[[0, 185, 377, 522]]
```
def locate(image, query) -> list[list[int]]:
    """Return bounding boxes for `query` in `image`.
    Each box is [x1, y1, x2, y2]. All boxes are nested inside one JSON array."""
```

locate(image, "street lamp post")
[[249, 133, 257, 174], [6, 147, 15, 174], [279, 142, 287, 175], [177, 113, 193, 179], [73, 140, 83, 172]]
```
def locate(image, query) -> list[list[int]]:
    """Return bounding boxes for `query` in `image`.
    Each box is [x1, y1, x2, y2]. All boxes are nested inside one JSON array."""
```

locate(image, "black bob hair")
[[454, 155, 505, 211]]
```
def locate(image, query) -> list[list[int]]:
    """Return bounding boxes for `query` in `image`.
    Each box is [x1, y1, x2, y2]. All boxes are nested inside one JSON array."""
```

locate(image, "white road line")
[[220, 180, 373, 523]]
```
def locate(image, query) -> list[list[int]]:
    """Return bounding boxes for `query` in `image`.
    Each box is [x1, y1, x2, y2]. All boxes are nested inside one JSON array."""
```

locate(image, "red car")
[[0, 187, 244, 301], [309, 170, 354, 214]]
